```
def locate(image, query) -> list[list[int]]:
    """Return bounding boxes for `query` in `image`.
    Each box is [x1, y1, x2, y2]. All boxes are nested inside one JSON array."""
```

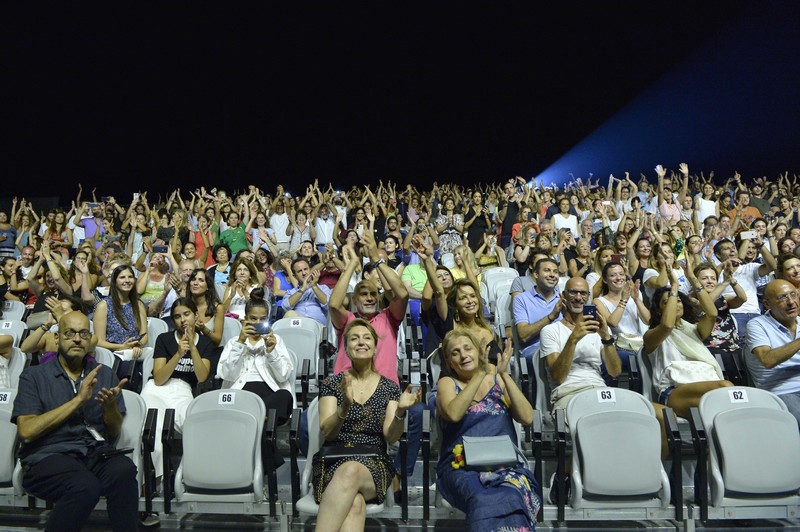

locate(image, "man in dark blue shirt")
[[12, 311, 138, 532]]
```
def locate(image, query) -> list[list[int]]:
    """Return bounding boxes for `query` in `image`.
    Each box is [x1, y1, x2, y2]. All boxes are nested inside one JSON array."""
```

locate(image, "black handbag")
[[319, 442, 382, 466]]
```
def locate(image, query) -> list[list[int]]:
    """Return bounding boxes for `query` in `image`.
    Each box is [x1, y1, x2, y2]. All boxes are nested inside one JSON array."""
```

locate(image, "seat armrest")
[[401, 359, 411, 390], [264, 409, 278, 517], [399, 415, 409, 520], [688, 407, 708, 522], [663, 407, 683, 521], [161, 408, 176, 514], [422, 409, 431, 520], [142, 408, 158, 515], [289, 408, 302, 517], [628, 354, 639, 393], [533, 409, 543, 522], [300, 358, 311, 409], [555, 408, 567, 521]]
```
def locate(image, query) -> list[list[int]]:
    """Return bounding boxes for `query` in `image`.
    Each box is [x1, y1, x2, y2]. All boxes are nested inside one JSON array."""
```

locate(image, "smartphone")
[[612, 254, 622, 263], [153, 245, 168, 254], [252, 321, 271, 335], [602, 200, 611, 206], [106, 235, 121, 242], [101, 196, 112, 202], [740, 230, 758, 240], [527, 212, 536, 221], [88, 202, 99, 209], [132, 193, 140, 201], [582, 304, 597, 321], [101, 447, 134, 459]]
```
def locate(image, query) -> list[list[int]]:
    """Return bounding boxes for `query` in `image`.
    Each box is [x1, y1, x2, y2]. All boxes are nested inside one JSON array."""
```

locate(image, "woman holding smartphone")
[[217, 287, 295, 427]]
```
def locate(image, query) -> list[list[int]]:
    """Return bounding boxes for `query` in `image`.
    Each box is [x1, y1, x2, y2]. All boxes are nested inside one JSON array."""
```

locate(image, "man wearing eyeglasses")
[[746, 279, 800, 425], [540, 276, 621, 412], [11, 311, 138, 532]]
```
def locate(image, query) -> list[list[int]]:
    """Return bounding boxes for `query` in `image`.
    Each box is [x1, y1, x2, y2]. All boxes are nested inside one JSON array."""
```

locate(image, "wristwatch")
[[601, 334, 617, 346], [374, 258, 386, 267]]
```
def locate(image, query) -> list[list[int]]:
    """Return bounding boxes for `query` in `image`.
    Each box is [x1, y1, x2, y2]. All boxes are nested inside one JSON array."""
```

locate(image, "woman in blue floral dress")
[[436, 329, 540, 532]]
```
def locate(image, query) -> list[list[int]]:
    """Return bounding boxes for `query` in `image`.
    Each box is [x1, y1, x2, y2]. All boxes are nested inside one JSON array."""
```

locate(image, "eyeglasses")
[[775, 291, 800, 304], [62, 329, 92, 340], [565, 289, 590, 298]]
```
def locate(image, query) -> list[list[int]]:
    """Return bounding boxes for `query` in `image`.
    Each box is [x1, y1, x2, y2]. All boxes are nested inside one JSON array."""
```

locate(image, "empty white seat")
[[698, 386, 800, 509], [1, 301, 25, 322], [174, 389, 266, 503]]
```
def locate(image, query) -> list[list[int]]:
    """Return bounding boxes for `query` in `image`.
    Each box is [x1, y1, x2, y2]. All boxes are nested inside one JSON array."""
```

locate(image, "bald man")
[[540, 276, 621, 412], [11, 311, 138, 531], [746, 279, 800, 424]]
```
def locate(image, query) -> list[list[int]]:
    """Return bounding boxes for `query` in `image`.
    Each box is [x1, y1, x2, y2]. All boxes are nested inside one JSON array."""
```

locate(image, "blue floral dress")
[[437, 376, 540, 532]]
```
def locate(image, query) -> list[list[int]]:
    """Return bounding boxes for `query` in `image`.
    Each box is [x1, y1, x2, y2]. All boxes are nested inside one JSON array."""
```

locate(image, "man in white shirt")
[[269, 199, 290, 252], [540, 277, 620, 412], [314, 203, 336, 253], [713, 237, 776, 336]]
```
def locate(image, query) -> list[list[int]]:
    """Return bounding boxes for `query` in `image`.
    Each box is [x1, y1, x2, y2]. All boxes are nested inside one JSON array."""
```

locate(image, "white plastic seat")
[[565, 387, 670, 509], [118, 390, 150, 495], [91, 346, 116, 370], [220, 316, 243, 348], [1, 301, 26, 322], [494, 292, 513, 337], [440, 253, 455, 269], [272, 317, 321, 394], [146, 317, 169, 350], [6, 348, 26, 389], [0, 321, 28, 348], [214, 283, 227, 302], [482, 267, 518, 311], [697, 386, 800, 510], [294, 397, 392, 515], [0, 388, 23, 497], [174, 389, 266, 503]]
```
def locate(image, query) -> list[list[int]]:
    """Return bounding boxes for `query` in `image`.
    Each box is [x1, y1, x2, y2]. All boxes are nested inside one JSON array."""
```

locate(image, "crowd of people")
[[5, 164, 800, 531]]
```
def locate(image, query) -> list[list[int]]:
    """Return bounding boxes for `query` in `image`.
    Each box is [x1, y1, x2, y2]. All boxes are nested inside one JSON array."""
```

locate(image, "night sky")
[[4, 2, 798, 200]]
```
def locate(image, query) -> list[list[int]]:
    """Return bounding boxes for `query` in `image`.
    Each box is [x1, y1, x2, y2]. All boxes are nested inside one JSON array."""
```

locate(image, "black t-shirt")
[[153, 331, 215, 388], [500, 199, 520, 237]]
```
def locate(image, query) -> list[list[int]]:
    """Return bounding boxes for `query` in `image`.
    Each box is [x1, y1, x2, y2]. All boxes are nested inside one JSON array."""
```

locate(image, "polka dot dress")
[[312, 373, 400, 503]]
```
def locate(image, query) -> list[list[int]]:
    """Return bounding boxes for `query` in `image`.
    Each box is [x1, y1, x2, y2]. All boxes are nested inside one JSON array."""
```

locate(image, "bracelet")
[[394, 411, 407, 422], [337, 407, 348, 421], [669, 291, 678, 297], [618, 299, 629, 307]]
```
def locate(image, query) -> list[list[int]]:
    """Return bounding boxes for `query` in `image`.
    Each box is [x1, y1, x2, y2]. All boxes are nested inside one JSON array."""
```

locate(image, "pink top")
[[333, 309, 401, 384], [659, 201, 681, 224]]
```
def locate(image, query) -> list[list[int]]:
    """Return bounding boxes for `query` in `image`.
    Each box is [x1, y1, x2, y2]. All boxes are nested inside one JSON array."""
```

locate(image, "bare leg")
[[315, 461, 377, 532], [667, 380, 733, 419], [651, 403, 669, 459], [340, 493, 366, 532]]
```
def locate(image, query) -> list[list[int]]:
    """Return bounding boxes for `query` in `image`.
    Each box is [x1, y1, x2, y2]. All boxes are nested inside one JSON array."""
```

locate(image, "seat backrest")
[[636, 347, 656, 402], [440, 253, 455, 269], [92, 346, 116, 370], [494, 292, 513, 330], [220, 317, 243, 348], [182, 389, 265, 490], [7, 348, 26, 389], [699, 386, 800, 496], [1, 301, 25, 322], [575, 410, 663, 496], [146, 318, 169, 350], [272, 317, 321, 365], [119, 390, 147, 487], [214, 283, 227, 302], [301, 397, 321, 494], [484, 268, 518, 304], [0, 321, 27, 347], [0, 387, 18, 485], [566, 386, 655, 427]]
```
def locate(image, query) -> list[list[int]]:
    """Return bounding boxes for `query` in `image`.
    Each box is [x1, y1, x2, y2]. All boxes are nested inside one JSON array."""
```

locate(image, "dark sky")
[[5, 1, 795, 199]]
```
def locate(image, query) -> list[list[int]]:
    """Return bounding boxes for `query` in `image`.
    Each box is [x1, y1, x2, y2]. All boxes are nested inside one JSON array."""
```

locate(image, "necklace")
[[350, 372, 376, 398]]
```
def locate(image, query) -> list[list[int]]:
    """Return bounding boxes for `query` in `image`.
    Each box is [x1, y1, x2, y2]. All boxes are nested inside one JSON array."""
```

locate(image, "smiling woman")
[[435, 329, 539, 531]]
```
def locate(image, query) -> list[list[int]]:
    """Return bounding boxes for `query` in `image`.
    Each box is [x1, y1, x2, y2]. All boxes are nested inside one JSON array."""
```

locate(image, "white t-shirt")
[[540, 321, 606, 396], [552, 213, 579, 235], [642, 267, 690, 300], [315, 215, 336, 245], [721, 261, 761, 314], [694, 195, 717, 225], [269, 213, 290, 244]]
